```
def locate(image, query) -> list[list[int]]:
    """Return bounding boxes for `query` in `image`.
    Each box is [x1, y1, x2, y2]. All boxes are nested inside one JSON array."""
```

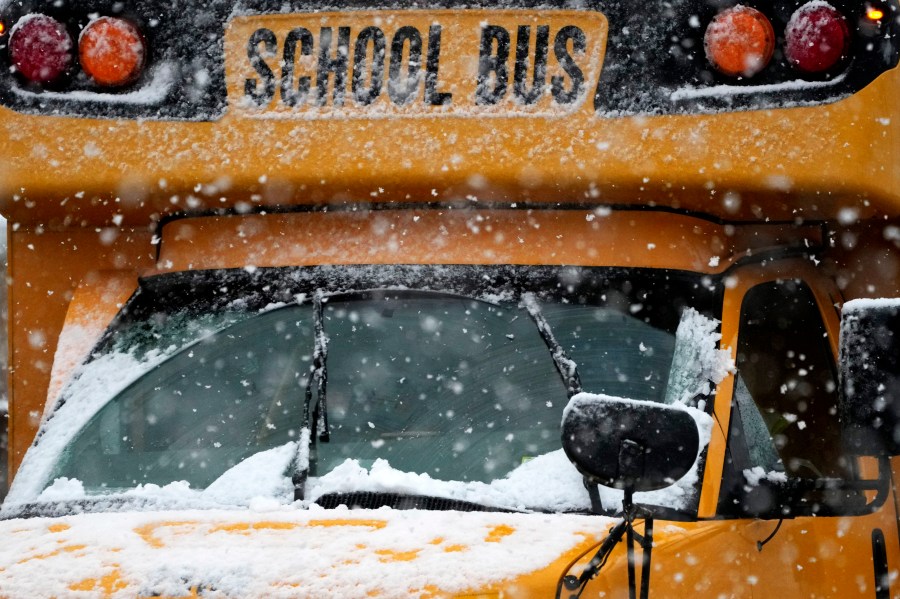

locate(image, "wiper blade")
[[313, 491, 520, 513], [1, 494, 233, 520]]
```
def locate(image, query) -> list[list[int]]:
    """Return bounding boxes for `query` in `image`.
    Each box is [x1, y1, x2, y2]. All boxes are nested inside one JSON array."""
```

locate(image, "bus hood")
[[0, 507, 613, 597]]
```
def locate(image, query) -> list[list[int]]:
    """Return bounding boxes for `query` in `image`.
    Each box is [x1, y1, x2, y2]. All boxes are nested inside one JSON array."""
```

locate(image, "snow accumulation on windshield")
[[3, 266, 731, 518]]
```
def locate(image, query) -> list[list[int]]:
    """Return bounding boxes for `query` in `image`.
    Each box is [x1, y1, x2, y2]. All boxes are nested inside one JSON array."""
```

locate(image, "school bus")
[[0, 0, 899, 596]]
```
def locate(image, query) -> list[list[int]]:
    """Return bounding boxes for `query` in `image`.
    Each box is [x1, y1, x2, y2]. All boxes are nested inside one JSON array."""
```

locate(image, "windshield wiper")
[[293, 290, 582, 502], [1, 494, 227, 520], [311, 291, 330, 441], [293, 291, 329, 501], [521, 293, 583, 396]]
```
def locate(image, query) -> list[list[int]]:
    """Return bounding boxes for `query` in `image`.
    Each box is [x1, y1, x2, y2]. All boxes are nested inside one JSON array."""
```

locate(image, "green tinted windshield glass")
[[52, 306, 314, 490], [542, 305, 676, 402], [41, 266, 716, 505], [316, 295, 566, 482]]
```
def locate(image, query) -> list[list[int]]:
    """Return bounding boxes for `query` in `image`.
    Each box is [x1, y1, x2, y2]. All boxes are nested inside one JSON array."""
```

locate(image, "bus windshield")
[[17, 265, 720, 514]]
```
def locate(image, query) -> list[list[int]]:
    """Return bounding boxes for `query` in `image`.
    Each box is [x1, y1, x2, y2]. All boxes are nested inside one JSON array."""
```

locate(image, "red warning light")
[[9, 14, 74, 84], [784, 3, 850, 74]]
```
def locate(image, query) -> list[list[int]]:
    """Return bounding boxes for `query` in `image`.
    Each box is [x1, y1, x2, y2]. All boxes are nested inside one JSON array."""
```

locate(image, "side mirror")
[[840, 299, 900, 455], [561, 394, 700, 492]]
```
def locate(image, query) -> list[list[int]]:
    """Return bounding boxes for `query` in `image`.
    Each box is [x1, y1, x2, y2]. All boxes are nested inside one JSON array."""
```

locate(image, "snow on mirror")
[[3, 267, 729, 517]]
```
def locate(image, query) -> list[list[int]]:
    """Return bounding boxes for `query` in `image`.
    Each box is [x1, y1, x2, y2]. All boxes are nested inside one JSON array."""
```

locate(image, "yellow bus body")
[[1, 6, 899, 597]]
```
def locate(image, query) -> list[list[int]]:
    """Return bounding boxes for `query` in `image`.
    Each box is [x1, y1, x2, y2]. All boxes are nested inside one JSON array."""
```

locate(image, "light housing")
[[78, 17, 146, 87], [704, 5, 775, 77], [9, 14, 73, 84], [784, 3, 851, 73]]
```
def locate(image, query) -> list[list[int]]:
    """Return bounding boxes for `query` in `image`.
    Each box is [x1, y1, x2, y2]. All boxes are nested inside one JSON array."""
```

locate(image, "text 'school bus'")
[[0, 0, 899, 595]]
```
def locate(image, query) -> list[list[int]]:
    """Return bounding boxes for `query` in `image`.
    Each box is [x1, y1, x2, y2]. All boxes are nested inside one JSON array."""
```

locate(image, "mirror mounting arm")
[[558, 485, 654, 599], [585, 480, 603, 514]]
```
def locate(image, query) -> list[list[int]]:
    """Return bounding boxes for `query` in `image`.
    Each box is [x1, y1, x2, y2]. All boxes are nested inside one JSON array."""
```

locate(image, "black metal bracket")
[[556, 488, 655, 599]]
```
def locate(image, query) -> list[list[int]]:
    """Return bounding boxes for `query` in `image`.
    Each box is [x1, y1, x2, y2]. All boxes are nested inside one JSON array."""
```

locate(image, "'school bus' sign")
[[225, 10, 608, 118]]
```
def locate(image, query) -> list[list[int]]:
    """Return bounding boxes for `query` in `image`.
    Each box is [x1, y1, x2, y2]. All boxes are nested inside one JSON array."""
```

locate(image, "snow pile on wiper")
[[306, 449, 590, 512], [306, 430, 707, 514]]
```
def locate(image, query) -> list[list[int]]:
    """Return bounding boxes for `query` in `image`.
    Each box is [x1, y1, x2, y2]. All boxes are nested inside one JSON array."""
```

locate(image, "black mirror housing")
[[840, 299, 900, 456], [561, 394, 701, 493]]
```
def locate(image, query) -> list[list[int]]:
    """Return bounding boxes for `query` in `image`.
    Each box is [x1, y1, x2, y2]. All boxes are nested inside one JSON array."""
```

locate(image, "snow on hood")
[[0, 507, 609, 598]]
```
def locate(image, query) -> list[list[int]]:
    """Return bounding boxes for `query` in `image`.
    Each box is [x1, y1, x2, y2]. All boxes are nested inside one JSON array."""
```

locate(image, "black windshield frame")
[[92, 264, 723, 358]]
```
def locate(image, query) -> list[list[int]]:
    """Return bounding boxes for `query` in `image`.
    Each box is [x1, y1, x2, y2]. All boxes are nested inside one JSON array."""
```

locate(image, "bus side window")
[[719, 279, 849, 516]]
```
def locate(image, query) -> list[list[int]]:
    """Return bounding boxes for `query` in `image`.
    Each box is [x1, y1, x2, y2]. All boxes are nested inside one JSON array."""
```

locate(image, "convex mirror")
[[561, 394, 700, 492], [840, 298, 900, 455]]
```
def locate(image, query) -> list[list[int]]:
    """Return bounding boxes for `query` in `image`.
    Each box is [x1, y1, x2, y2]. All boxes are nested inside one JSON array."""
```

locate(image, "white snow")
[[15, 428, 710, 517], [37, 477, 85, 502], [10, 62, 175, 105], [842, 297, 900, 312], [19, 445, 591, 514], [0, 506, 609, 598], [26, 442, 299, 510], [742, 466, 788, 486], [307, 449, 591, 512], [670, 71, 847, 102], [664, 308, 735, 406], [47, 321, 116, 418], [3, 348, 176, 507], [203, 442, 297, 504]]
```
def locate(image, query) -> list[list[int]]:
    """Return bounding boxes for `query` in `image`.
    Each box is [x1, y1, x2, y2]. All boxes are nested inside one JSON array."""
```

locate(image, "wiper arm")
[[311, 291, 330, 441], [294, 291, 329, 501], [521, 293, 583, 396]]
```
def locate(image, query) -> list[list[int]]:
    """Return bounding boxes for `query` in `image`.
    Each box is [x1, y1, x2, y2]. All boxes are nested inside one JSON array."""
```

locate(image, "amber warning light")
[[867, 7, 885, 20], [704, 6, 775, 77], [78, 17, 146, 87]]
